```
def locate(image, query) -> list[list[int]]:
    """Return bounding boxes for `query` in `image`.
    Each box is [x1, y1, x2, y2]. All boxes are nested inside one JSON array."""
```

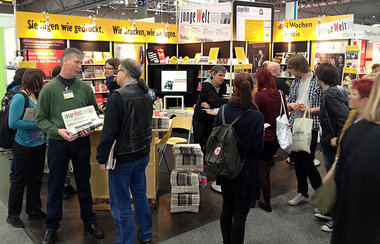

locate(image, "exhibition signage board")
[[273, 14, 354, 42], [16, 11, 177, 44], [353, 24, 380, 40], [21, 38, 66, 77], [233, 1, 273, 42], [178, 3, 232, 43]]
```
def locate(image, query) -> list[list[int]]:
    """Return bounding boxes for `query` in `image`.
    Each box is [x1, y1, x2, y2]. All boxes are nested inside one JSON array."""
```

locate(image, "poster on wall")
[[21, 38, 66, 78], [342, 67, 357, 92], [161, 70, 187, 92], [345, 45, 360, 69], [248, 43, 269, 72], [234, 2, 272, 42], [314, 40, 346, 83], [178, 3, 231, 43], [372, 41, 380, 64], [115, 43, 145, 65]]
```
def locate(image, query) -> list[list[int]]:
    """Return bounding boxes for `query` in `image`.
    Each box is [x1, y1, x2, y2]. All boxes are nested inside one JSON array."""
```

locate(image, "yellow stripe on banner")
[[16, 11, 177, 44]]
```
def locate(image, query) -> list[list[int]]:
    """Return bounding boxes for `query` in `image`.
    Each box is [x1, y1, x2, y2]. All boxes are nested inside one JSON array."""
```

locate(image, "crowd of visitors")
[[2, 47, 380, 244]]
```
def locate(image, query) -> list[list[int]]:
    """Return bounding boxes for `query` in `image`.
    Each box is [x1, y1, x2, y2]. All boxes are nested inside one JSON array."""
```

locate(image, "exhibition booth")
[[1, 0, 377, 210]]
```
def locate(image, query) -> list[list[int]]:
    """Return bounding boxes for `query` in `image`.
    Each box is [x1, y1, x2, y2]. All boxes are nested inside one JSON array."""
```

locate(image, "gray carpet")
[[0, 200, 33, 244], [160, 188, 331, 244]]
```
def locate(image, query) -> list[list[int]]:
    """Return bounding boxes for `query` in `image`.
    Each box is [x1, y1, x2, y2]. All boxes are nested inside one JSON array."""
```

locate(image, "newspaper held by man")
[[61, 105, 103, 138]]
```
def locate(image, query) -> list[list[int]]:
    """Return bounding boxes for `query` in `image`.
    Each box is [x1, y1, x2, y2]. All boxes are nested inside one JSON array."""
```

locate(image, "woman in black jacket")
[[215, 72, 264, 244], [315, 63, 349, 172], [193, 65, 228, 153]]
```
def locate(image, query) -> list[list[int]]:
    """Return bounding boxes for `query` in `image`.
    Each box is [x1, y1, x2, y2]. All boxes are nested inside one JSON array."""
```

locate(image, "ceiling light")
[[134, 8, 138, 13], [121, 12, 125, 15], [97, 5, 101, 9]]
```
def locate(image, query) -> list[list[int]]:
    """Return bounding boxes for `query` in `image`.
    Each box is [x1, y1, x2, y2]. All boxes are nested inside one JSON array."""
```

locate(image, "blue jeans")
[[108, 155, 152, 244], [45, 137, 96, 231], [323, 150, 336, 173]]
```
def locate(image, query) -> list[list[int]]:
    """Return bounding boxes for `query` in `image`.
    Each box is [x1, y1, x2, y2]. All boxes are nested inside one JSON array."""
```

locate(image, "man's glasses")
[[115, 69, 124, 74]]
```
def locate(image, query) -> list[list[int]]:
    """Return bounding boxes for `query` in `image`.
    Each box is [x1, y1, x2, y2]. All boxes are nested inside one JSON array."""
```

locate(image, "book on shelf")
[[94, 66, 104, 78], [61, 105, 103, 138], [147, 49, 159, 64], [198, 70, 202, 78], [95, 94, 103, 104], [284, 52, 295, 64], [103, 52, 112, 61], [82, 66, 95, 79], [93, 52, 104, 64], [83, 51, 94, 64], [194, 53, 201, 63], [156, 48, 166, 64]]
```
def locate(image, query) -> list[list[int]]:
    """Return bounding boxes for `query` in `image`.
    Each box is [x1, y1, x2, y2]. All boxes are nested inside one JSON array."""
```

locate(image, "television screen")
[[161, 70, 187, 92]]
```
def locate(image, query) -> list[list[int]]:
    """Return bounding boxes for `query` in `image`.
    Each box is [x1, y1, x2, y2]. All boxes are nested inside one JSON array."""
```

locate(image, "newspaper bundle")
[[170, 171, 199, 193], [151, 116, 170, 129], [173, 144, 203, 172], [170, 193, 200, 213], [61, 105, 103, 138]]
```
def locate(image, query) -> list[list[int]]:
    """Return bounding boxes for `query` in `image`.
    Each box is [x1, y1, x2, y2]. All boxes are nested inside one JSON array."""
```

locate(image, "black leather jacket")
[[96, 81, 153, 164]]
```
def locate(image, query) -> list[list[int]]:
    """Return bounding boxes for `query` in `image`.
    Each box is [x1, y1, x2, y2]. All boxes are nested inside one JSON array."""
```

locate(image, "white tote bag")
[[276, 92, 292, 154], [291, 107, 313, 154]]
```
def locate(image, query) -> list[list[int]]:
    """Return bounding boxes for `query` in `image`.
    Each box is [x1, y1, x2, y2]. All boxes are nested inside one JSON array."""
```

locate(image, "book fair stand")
[[1, 1, 367, 211]]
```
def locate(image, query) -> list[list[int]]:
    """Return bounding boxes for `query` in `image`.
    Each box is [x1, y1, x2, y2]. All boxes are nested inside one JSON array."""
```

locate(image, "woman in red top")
[[254, 68, 288, 212]]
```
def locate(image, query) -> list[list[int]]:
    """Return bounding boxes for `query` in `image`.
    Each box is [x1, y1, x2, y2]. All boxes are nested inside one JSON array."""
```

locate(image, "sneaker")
[[41, 230, 57, 244], [6, 216, 25, 228], [288, 193, 308, 206], [321, 220, 334, 232], [314, 159, 321, 167], [85, 223, 105, 239], [315, 212, 332, 221]]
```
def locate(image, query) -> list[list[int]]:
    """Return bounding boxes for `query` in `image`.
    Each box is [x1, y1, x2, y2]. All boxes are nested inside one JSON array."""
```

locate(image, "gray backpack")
[[205, 105, 249, 179]]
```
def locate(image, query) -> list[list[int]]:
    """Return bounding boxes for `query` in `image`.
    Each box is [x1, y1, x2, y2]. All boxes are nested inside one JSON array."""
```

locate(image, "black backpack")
[[0, 91, 29, 149], [205, 105, 250, 180]]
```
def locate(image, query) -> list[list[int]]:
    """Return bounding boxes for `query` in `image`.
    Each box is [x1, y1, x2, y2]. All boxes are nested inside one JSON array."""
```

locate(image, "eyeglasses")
[[115, 69, 124, 74]]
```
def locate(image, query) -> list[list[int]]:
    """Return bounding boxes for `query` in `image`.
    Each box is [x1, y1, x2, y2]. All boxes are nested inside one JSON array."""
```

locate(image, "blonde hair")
[[365, 73, 380, 122]]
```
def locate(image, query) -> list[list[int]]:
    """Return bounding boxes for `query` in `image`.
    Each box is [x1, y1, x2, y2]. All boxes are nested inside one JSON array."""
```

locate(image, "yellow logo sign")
[[16, 11, 177, 44]]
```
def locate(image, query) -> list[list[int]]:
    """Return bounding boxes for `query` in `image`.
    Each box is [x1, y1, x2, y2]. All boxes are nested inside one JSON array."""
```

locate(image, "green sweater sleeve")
[[36, 81, 60, 138]]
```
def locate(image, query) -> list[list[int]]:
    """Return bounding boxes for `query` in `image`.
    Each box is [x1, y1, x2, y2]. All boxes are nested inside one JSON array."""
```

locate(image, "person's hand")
[[98, 104, 104, 113], [330, 137, 338, 147], [201, 102, 210, 109], [79, 129, 91, 137], [299, 103, 306, 112], [289, 103, 303, 112], [99, 164, 108, 171], [58, 129, 76, 142]]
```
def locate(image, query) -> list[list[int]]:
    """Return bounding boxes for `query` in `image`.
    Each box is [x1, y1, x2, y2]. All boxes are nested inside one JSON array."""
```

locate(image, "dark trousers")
[[193, 118, 213, 154], [220, 183, 251, 244], [45, 137, 96, 231], [293, 129, 322, 198], [8, 142, 46, 217]]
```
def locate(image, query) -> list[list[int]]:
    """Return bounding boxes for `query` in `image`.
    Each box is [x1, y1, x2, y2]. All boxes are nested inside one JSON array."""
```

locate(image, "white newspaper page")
[[61, 105, 103, 137]]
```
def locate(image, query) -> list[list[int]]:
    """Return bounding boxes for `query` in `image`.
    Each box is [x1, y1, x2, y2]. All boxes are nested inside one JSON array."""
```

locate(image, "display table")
[[89, 125, 170, 210]]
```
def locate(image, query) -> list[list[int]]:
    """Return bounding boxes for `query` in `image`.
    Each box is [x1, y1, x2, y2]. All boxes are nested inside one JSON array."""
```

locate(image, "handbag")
[[291, 107, 313, 153], [276, 91, 292, 154], [311, 172, 338, 213]]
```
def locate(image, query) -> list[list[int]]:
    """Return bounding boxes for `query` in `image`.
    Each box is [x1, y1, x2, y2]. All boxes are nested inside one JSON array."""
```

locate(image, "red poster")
[[21, 39, 66, 78], [360, 40, 367, 68]]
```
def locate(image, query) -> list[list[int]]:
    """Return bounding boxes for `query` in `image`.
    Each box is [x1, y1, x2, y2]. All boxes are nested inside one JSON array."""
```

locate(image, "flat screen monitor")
[[161, 70, 187, 92]]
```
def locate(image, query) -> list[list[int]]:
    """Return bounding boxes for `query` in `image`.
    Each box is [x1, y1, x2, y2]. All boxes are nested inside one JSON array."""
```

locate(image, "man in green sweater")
[[36, 47, 104, 244]]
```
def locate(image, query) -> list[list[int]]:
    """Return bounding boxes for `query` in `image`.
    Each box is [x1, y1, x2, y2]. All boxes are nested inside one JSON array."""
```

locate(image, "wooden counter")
[[89, 126, 170, 210]]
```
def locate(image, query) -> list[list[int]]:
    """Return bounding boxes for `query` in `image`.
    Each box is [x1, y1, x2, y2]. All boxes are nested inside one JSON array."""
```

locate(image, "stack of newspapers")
[[151, 116, 169, 129], [170, 144, 203, 213]]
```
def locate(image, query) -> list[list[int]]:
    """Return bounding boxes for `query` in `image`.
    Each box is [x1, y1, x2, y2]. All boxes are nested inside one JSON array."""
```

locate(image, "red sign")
[[21, 38, 66, 78], [360, 40, 367, 67]]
